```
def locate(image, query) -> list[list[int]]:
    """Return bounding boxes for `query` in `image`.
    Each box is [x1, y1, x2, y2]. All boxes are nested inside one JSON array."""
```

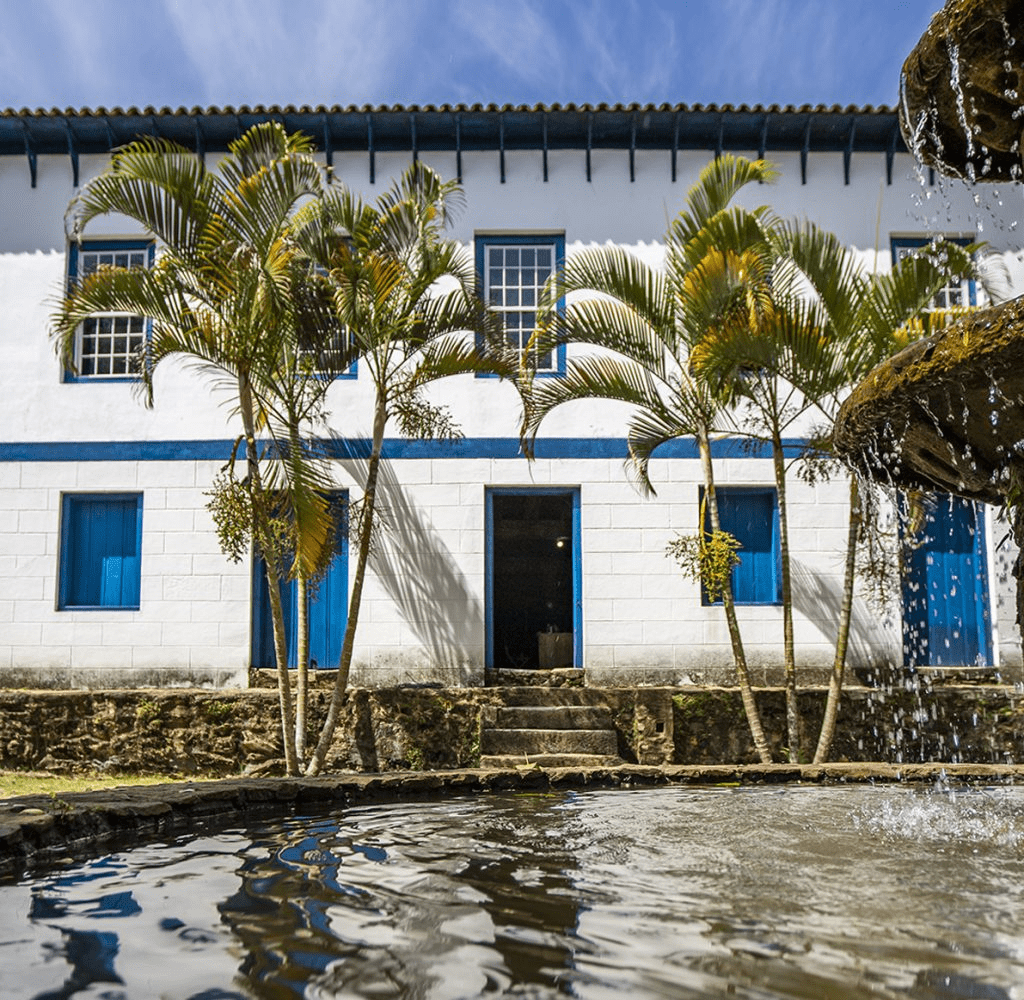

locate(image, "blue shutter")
[[902, 495, 990, 666], [60, 495, 142, 609], [306, 528, 348, 669], [251, 495, 348, 669], [704, 488, 779, 605]]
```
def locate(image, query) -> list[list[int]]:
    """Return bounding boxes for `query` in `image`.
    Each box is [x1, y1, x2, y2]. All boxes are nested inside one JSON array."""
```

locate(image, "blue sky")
[[1, 0, 940, 112]]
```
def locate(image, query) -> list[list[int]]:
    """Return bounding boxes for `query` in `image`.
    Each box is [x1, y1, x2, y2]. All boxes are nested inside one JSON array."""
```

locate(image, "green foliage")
[[47, 792, 73, 813], [796, 429, 842, 487], [135, 699, 161, 725], [204, 470, 253, 564], [203, 700, 234, 721], [391, 390, 462, 442], [405, 744, 425, 770], [672, 690, 744, 721], [666, 527, 741, 602]]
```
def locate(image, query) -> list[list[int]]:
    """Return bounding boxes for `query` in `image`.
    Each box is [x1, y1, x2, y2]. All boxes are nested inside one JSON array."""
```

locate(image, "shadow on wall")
[[338, 448, 483, 674], [789, 559, 896, 672]]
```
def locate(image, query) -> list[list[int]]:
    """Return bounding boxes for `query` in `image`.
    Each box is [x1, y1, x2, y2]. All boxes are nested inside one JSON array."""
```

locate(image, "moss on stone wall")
[[1, 684, 1022, 776]]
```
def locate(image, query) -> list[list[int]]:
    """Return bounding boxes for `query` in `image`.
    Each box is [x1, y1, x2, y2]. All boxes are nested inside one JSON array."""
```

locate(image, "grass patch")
[[0, 771, 214, 800]]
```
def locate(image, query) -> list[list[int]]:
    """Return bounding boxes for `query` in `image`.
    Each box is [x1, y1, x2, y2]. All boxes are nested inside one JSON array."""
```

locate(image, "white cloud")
[[158, 0, 402, 106], [0, 0, 944, 112], [450, 0, 570, 101]]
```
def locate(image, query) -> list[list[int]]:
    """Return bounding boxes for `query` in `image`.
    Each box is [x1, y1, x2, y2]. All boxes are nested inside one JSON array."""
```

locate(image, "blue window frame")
[[65, 239, 155, 382], [298, 328, 358, 380], [702, 487, 780, 606], [251, 494, 349, 669], [58, 493, 143, 610], [476, 233, 565, 377], [891, 236, 976, 310]]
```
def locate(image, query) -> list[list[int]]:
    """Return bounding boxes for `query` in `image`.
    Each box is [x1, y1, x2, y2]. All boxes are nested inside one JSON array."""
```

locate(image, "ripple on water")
[[3, 785, 1024, 999]]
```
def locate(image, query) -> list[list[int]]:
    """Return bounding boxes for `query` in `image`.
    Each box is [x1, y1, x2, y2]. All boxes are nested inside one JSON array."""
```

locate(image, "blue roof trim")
[[1, 437, 806, 462]]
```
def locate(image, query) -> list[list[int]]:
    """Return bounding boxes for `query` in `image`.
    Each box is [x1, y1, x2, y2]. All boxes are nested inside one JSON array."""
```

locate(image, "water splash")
[[853, 778, 1024, 848]]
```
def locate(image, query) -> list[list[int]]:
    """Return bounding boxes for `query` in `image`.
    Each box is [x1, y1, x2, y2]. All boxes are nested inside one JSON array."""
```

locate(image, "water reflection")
[[2, 786, 1024, 999], [221, 794, 585, 997]]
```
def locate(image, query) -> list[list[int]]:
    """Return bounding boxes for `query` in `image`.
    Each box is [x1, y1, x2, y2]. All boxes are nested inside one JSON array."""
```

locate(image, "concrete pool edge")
[[2, 761, 1021, 879]]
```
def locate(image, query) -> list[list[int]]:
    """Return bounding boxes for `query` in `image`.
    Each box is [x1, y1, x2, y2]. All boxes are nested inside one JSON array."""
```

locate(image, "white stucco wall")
[[1, 138, 1020, 687]]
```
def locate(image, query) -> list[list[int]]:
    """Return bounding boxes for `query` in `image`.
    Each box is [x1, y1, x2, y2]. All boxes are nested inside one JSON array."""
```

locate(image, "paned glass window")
[[67, 241, 153, 380], [892, 237, 976, 311], [298, 328, 357, 379], [477, 235, 565, 375]]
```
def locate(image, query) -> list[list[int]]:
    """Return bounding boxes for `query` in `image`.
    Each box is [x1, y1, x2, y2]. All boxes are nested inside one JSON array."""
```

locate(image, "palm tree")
[[522, 155, 779, 764], [51, 123, 341, 775], [788, 228, 976, 762], [294, 162, 517, 776], [687, 233, 844, 761], [693, 222, 976, 761]]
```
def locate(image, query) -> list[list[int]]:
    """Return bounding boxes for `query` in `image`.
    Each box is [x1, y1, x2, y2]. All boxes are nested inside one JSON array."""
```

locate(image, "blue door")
[[902, 495, 991, 667], [251, 497, 348, 670]]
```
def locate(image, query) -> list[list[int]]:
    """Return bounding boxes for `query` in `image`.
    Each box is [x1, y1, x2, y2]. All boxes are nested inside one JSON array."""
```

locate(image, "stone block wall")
[[1, 684, 1023, 777]]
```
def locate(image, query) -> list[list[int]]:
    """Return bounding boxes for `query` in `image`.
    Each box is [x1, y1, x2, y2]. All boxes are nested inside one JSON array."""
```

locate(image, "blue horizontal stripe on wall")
[[1, 437, 806, 462]]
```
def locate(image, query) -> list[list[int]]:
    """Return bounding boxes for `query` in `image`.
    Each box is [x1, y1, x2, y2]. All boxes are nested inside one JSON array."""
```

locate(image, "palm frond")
[[776, 220, 866, 333], [626, 408, 700, 496], [522, 353, 682, 448], [533, 298, 676, 378], [670, 155, 778, 245], [69, 137, 218, 252], [539, 245, 671, 331], [859, 239, 976, 362]]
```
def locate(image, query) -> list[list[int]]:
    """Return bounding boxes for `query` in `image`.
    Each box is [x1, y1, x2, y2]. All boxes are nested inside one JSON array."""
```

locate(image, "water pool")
[[2, 783, 1023, 999]]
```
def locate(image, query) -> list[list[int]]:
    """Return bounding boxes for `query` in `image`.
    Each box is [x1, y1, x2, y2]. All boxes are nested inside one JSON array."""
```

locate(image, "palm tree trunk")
[[699, 426, 773, 764], [813, 477, 859, 763], [287, 418, 311, 770], [295, 572, 309, 766], [305, 395, 388, 776], [239, 375, 299, 777], [771, 427, 801, 762]]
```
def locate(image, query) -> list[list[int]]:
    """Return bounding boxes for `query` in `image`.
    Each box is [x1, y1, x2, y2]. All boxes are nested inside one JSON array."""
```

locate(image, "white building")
[[1, 102, 1020, 689]]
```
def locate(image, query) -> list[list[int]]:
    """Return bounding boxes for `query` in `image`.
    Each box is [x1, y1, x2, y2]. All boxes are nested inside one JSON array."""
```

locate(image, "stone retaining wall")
[[1, 683, 1022, 776]]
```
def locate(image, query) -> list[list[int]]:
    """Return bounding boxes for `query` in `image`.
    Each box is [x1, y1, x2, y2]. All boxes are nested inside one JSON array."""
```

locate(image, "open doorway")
[[486, 488, 581, 670]]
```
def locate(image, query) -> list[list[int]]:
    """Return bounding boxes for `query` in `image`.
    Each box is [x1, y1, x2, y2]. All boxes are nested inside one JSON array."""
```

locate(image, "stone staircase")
[[480, 683, 622, 768]]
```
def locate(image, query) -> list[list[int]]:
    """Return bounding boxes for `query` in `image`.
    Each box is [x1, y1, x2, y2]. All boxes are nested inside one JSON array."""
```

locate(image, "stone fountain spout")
[[901, 0, 1024, 183]]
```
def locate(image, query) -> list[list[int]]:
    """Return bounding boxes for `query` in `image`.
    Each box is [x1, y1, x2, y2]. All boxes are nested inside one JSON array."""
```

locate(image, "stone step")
[[494, 705, 613, 730], [489, 668, 584, 688], [483, 686, 604, 708], [480, 753, 622, 769], [479, 727, 619, 757]]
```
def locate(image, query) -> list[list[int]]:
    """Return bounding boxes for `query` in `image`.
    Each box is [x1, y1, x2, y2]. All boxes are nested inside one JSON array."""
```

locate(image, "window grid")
[[892, 239, 976, 311], [297, 328, 357, 380], [485, 243, 556, 371], [69, 243, 152, 380]]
